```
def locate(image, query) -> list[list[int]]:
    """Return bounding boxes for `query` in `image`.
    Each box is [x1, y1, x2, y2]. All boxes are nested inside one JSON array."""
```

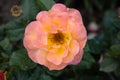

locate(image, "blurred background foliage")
[[0, 0, 120, 80]]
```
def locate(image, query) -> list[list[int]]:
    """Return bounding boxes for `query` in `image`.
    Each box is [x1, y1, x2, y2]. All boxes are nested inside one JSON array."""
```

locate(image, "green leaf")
[[43, 67, 63, 77], [117, 31, 120, 40], [83, 0, 93, 13], [6, 28, 24, 41], [92, 0, 104, 10], [114, 66, 120, 79], [84, 43, 90, 52], [40, 74, 52, 80], [88, 39, 104, 54], [64, 0, 73, 6], [28, 67, 42, 80], [0, 38, 10, 50], [36, 0, 55, 10], [4, 19, 23, 30], [109, 44, 120, 56], [77, 52, 95, 69], [0, 63, 9, 70], [0, 26, 4, 36], [9, 49, 37, 70], [21, 0, 40, 21], [13, 70, 29, 80], [113, 17, 120, 29], [100, 57, 118, 72], [82, 75, 104, 80], [103, 10, 117, 28]]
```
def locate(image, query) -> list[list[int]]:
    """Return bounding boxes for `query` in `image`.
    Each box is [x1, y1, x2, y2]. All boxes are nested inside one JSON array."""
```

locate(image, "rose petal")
[[45, 61, 67, 70], [68, 9, 87, 49], [36, 11, 51, 31], [23, 21, 47, 50], [63, 40, 79, 63], [51, 3, 67, 12], [70, 49, 83, 65], [28, 49, 47, 65], [79, 37, 87, 49], [68, 8, 82, 23], [51, 12, 68, 32], [49, 4, 68, 32], [47, 46, 68, 65]]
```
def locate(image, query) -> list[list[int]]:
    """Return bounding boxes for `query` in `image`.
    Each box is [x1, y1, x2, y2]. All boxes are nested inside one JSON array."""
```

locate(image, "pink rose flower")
[[23, 3, 87, 70]]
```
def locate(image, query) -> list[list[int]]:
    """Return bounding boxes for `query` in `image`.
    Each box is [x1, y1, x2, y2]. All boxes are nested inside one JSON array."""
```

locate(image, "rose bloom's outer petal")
[[28, 48, 68, 70], [51, 3, 67, 12], [68, 8, 83, 24], [63, 40, 79, 63], [28, 49, 47, 65], [72, 23, 87, 49], [23, 21, 47, 50], [47, 46, 68, 65], [70, 49, 83, 65], [36, 11, 51, 31], [45, 61, 67, 70], [68, 9, 87, 49], [79, 37, 87, 49]]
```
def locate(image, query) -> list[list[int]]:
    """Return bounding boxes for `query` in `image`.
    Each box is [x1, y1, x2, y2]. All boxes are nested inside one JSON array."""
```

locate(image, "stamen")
[[48, 30, 69, 45]]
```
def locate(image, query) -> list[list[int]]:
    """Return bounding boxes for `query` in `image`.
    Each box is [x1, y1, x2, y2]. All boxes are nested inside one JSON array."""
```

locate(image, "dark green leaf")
[[114, 66, 120, 79], [83, 0, 93, 13], [4, 18, 24, 30], [43, 67, 63, 77], [36, 0, 55, 10], [82, 75, 104, 80], [92, 0, 104, 10], [77, 52, 95, 69], [9, 49, 37, 70], [0, 26, 4, 36], [64, 0, 73, 6], [113, 17, 120, 29], [0, 38, 9, 50], [40, 74, 52, 80], [21, 0, 40, 21], [103, 11, 117, 28], [28, 67, 42, 80], [84, 43, 90, 52], [117, 31, 120, 40], [6, 28, 24, 41], [109, 44, 120, 56], [88, 39, 105, 54], [100, 57, 118, 72]]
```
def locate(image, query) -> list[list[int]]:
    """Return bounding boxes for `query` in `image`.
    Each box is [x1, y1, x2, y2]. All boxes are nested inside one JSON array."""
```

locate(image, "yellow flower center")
[[48, 30, 70, 46]]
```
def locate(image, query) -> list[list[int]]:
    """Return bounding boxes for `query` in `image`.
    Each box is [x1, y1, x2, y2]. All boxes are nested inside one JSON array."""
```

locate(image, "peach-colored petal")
[[68, 10, 87, 49], [49, 4, 68, 33], [63, 40, 79, 63], [23, 21, 47, 50], [51, 12, 68, 32], [45, 61, 67, 70], [28, 49, 47, 65], [68, 8, 87, 39], [50, 3, 67, 12], [73, 24, 87, 49], [79, 37, 87, 49], [36, 11, 51, 31], [68, 8, 82, 24], [47, 46, 68, 65], [70, 49, 83, 65]]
